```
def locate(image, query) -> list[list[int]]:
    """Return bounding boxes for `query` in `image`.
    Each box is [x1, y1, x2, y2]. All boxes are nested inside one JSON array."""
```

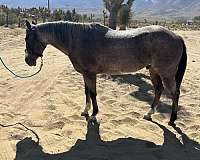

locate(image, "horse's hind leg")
[[82, 74, 99, 121], [162, 76, 179, 127], [144, 67, 164, 120], [169, 89, 180, 127]]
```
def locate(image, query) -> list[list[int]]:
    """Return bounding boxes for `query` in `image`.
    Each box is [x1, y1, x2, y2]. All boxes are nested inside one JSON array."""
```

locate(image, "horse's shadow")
[[110, 73, 182, 114], [15, 121, 200, 160], [111, 73, 153, 102]]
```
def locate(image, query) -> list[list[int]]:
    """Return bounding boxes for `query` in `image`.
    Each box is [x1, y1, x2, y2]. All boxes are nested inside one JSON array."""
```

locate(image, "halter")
[[25, 28, 46, 58], [1, 24, 46, 78]]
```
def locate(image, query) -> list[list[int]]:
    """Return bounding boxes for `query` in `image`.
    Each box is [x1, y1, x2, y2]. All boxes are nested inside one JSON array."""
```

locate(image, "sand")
[[0, 27, 200, 160]]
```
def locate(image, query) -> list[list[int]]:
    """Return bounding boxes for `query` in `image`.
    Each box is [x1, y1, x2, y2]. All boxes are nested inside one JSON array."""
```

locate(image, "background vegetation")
[[0, 5, 96, 27], [1, 3, 200, 31]]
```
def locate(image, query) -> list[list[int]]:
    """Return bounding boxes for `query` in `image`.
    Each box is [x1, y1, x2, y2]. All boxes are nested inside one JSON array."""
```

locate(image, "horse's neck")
[[38, 23, 73, 55]]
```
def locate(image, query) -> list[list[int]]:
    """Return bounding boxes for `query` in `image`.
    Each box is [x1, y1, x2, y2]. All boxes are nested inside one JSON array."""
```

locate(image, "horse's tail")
[[176, 38, 187, 90]]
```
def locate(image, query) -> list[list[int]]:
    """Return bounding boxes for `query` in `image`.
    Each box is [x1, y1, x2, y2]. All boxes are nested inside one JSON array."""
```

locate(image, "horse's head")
[[25, 20, 47, 66]]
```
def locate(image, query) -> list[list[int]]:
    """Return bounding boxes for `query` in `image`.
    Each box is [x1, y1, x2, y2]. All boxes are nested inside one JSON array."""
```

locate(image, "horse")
[[24, 20, 187, 127]]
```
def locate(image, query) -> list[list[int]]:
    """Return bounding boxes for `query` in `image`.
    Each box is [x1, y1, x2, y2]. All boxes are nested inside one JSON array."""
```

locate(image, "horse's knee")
[[83, 74, 97, 117]]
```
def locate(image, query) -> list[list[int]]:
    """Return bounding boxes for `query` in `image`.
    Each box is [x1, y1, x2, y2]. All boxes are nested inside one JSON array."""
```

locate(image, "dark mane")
[[37, 21, 109, 43]]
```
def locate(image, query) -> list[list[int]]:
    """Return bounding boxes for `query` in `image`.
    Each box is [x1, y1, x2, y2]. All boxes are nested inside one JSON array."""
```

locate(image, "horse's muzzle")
[[25, 50, 36, 66], [25, 57, 36, 66]]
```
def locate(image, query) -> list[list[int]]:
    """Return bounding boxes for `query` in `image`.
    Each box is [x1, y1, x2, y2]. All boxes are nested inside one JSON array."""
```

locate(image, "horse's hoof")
[[143, 114, 152, 121], [168, 121, 176, 128]]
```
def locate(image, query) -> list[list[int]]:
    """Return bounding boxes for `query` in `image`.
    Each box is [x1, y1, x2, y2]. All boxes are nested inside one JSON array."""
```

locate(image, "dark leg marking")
[[81, 81, 91, 117], [82, 74, 99, 122], [168, 90, 180, 127]]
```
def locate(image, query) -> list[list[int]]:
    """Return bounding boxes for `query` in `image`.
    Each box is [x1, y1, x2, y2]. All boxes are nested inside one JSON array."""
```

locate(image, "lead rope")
[[0, 57, 43, 78], [0, 57, 42, 144], [0, 122, 40, 144]]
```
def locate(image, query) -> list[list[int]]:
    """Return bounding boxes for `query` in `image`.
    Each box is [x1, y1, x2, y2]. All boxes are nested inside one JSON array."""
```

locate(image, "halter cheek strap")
[[26, 27, 47, 58], [25, 41, 46, 58]]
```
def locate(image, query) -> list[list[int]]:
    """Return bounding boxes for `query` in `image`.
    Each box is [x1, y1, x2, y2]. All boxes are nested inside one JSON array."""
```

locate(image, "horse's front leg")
[[81, 81, 91, 117], [82, 74, 98, 122]]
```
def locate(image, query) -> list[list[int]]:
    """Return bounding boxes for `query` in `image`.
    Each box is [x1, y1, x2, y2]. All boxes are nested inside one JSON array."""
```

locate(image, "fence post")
[[103, 10, 107, 26], [18, 16, 21, 27], [6, 8, 8, 27]]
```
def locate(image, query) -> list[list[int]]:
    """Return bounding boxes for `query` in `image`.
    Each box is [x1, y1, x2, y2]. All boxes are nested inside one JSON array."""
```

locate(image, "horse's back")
[[70, 23, 183, 75], [91, 25, 183, 74], [104, 25, 178, 40]]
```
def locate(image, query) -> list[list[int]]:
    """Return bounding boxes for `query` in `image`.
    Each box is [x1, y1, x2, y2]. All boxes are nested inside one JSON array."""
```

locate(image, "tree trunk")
[[6, 10, 9, 27], [108, 8, 118, 30], [119, 24, 126, 30]]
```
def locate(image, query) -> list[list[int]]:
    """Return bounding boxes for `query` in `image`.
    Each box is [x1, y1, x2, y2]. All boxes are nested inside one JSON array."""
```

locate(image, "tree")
[[0, 5, 94, 27], [103, 0, 123, 29], [82, 14, 88, 22], [72, 8, 76, 21], [52, 9, 64, 21], [118, 1, 134, 30], [194, 16, 200, 23], [103, 0, 134, 30], [64, 10, 72, 21]]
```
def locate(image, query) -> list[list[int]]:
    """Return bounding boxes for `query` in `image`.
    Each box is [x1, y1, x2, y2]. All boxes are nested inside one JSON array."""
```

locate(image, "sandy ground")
[[0, 27, 200, 160]]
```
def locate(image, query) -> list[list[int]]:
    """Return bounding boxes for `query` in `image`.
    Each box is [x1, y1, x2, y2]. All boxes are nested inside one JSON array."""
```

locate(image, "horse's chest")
[[69, 56, 84, 73], [69, 54, 98, 74]]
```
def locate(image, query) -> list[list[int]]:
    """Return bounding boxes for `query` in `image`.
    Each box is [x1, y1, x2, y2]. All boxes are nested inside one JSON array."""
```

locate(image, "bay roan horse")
[[25, 20, 187, 127]]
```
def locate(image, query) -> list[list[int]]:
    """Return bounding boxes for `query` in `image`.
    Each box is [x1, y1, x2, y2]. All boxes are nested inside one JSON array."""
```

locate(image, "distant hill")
[[1, 0, 200, 20], [134, 0, 200, 20]]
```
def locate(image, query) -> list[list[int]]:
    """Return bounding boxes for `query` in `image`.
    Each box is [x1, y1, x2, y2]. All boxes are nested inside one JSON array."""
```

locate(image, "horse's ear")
[[25, 20, 31, 30]]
